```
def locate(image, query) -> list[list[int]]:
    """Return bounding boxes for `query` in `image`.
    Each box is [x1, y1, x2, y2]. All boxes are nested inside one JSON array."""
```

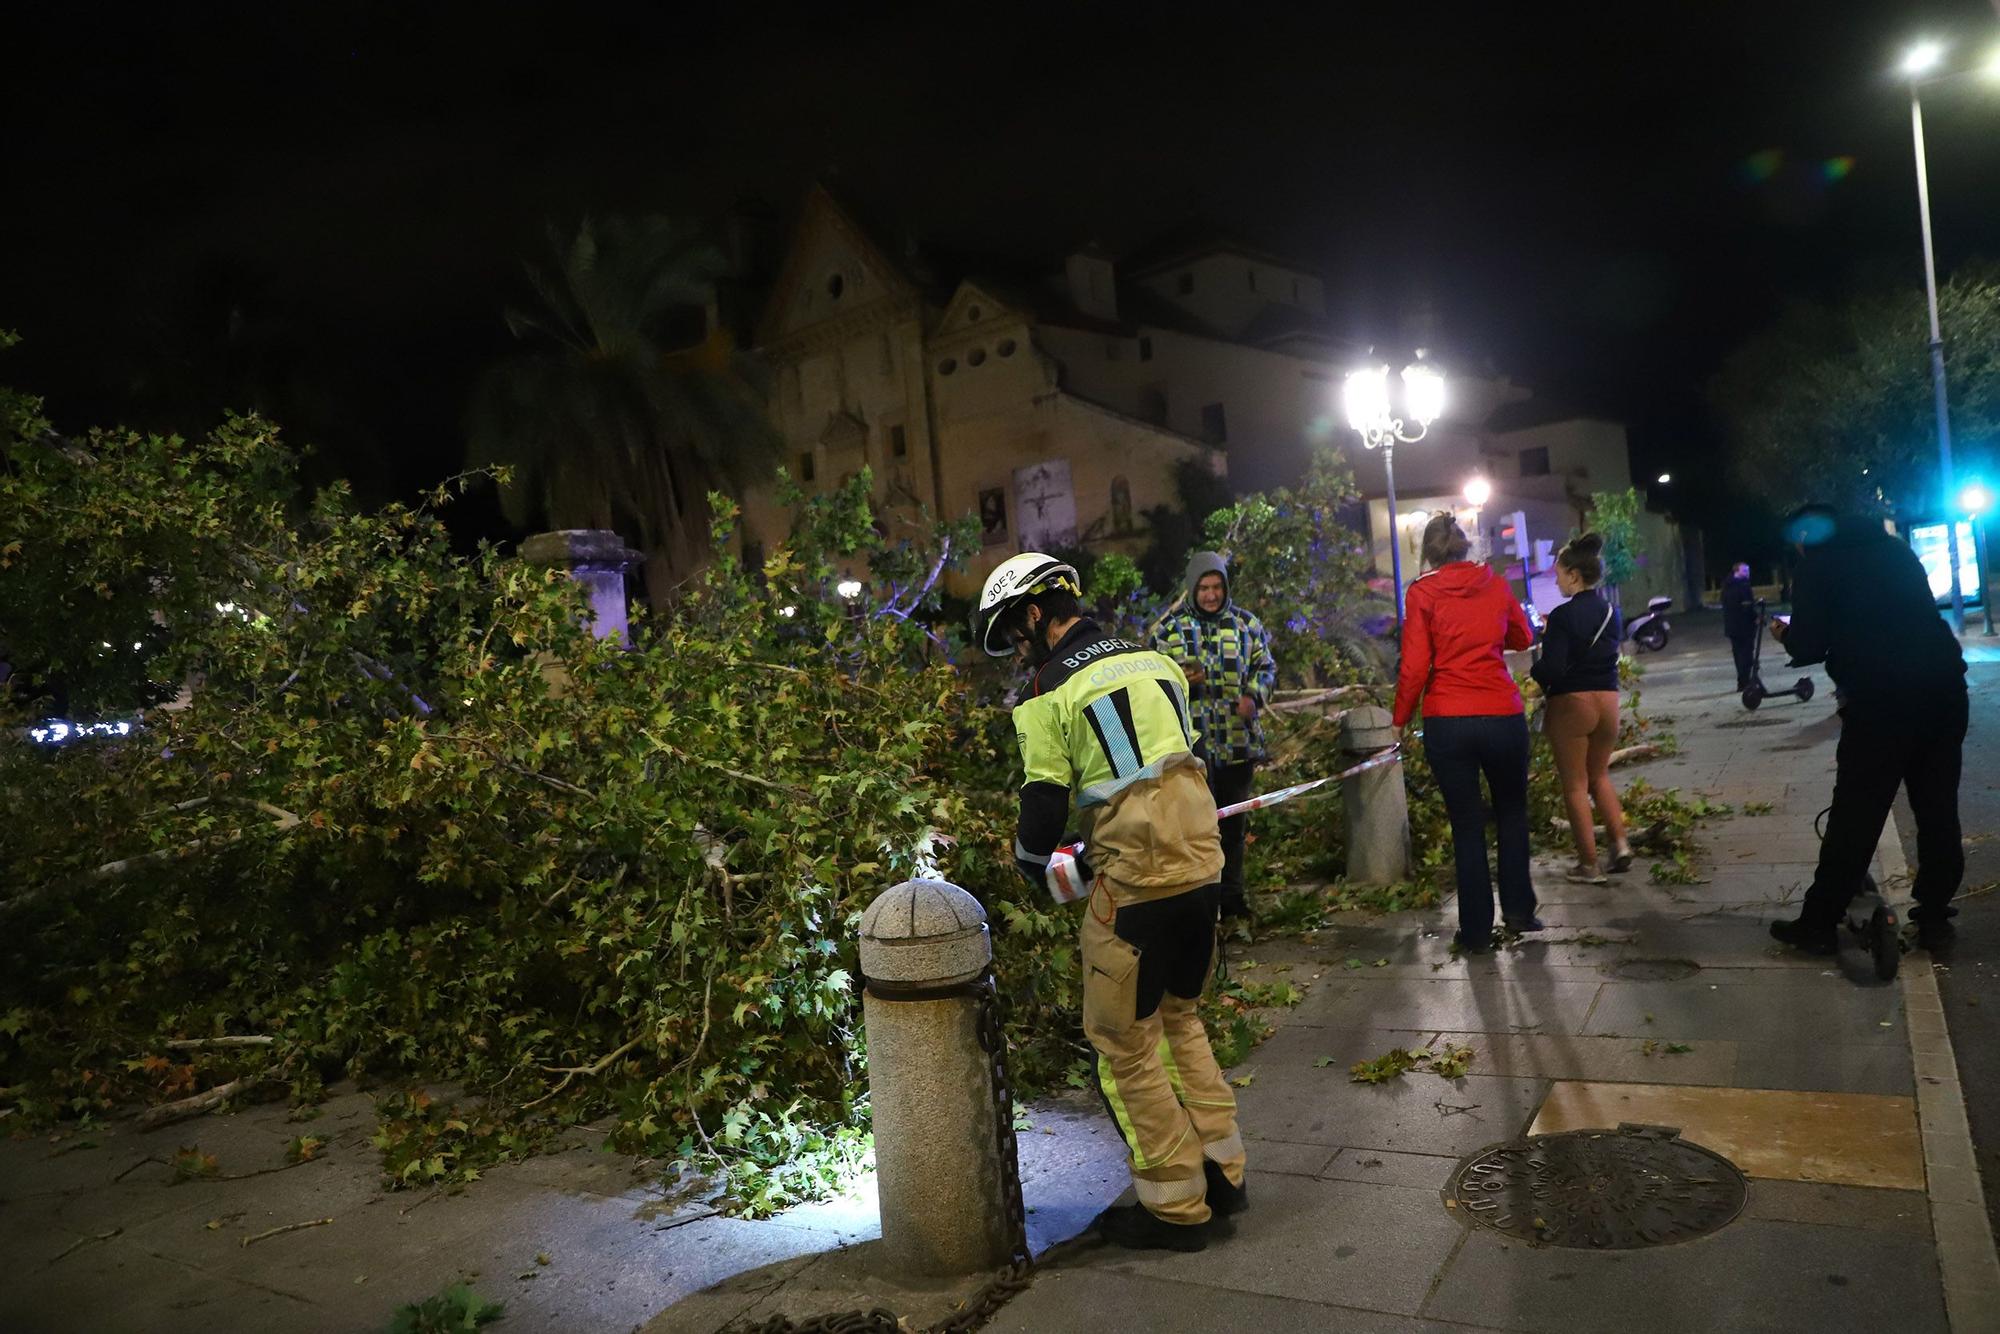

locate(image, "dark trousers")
[[1802, 687, 1968, 928], [1114, 884, 1224, 1016], [1207, 761, 1256, 907], [1425, 714, 1537, 945], [1728, 633, 1756, 690]]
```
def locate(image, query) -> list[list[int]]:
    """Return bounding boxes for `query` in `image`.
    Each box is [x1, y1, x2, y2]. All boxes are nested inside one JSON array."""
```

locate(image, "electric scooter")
[[1741, 599, 1815, 710], [1815, 804, 1900, 982], [1626, 595, 1673, 652]]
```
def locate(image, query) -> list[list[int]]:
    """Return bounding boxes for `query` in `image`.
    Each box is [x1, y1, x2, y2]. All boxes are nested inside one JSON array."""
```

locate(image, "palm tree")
[[467, 215, 779, 598]]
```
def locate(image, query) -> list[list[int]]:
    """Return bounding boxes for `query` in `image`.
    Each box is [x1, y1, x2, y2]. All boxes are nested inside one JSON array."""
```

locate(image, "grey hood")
[[1184, 550, 1230, 613]]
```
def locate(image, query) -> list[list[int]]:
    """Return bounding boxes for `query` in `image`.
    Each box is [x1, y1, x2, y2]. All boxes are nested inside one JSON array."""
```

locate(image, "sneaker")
[[1769, 917, 1838, 956], [1504, 915, 1546, 934], [1608, 846, 1635, 874], [1095, 1203, 1213, 1251], [1916, 917, 1957, 953], [1203, 1159, 1249, 1216], [1565, 863, 1609, 885]]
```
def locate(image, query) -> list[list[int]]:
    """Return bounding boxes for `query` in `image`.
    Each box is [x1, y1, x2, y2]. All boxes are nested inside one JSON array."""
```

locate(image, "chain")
[[741, 971, 1034, 1334]]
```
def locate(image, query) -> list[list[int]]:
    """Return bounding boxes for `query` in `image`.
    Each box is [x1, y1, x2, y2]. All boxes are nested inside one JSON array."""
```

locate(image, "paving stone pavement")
[[984, 636, 1988, 1334]]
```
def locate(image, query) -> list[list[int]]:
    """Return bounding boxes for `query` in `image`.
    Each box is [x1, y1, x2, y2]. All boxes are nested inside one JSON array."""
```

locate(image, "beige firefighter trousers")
[[1080, 877, 1247, 1225]]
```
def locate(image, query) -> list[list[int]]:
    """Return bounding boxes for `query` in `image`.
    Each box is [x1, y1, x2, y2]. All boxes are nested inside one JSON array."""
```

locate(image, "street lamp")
[[1345, 359, 1446, 623], [1656, 473, 1672, 485], [1463, 476, 1491, 561], [1962, 480, 1996, 636], [1901, 37, 1975, 631]]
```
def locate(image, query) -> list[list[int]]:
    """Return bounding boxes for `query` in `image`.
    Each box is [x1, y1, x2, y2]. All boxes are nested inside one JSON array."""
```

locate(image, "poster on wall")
[[978, 488, 1009, 547], [1013, 460, 1078, 551]]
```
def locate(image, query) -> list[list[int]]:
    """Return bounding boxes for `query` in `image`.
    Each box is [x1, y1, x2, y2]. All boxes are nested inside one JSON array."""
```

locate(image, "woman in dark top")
[[1529, 534, 1630, 883]]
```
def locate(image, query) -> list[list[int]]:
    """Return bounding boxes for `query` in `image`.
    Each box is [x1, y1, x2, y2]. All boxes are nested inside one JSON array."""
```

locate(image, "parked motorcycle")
[[1625, 595, 1672, 652]]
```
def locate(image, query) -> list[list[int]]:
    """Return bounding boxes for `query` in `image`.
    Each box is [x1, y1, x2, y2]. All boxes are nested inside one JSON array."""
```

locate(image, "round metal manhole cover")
[[1445, 1126, 1747, 1248], [1605, 957, 1701, 981]]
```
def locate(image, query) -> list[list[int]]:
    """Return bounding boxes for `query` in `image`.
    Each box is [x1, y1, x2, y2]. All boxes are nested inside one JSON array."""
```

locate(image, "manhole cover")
[[1445, 1125, 1746, 1248], [1605, 957, 1701, 981]]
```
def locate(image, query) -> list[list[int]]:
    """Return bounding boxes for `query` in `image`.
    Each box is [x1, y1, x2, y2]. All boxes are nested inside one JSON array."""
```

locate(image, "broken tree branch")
[[136, 1076, 255, 1131], [1607, 742, 1664, 768], [52, 1228, 122, 1262], [240, 1217, 333, 1248], [165, 1036, 275, 1051], [523, 1035, 644, 1110]]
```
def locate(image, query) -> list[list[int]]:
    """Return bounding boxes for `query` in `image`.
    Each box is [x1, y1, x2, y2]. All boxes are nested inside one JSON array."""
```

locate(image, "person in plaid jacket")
[[1152, 551, 1277, 922]]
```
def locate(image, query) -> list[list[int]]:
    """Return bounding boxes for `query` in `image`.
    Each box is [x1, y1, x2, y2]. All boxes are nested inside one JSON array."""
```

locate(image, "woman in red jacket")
[[1392, 513, 1539, 952]]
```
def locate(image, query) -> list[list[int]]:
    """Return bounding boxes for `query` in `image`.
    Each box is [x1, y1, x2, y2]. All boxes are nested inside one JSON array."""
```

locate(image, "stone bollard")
[[1339, 704, 1412, 884], [857, 879, 1013, 1276], [521, 529, 644, 646]]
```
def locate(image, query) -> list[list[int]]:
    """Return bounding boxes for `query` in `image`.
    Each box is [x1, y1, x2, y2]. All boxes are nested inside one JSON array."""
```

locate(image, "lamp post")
[[1463, 476, 1492, 562], [1962, 481, 1996, 637], [1345, 360, 1445, 624], [1900, 38, 1978, 631]]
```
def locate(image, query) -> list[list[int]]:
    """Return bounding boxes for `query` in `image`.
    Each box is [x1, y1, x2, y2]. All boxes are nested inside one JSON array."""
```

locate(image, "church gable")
[[758, 188, 917, 348], [931, 281, 1029, 345]]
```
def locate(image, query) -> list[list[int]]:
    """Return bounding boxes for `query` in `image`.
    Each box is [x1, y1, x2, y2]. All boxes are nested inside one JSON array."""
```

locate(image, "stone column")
[[857, 879, 1012, 1276], [1339, 704, 1412, 884], [520, 529, 643, 646]]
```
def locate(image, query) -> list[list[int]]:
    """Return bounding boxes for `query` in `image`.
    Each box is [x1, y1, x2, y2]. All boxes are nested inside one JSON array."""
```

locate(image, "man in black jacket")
[[1720, 563, 1758, 691], [1768, 506, 1968, 955]]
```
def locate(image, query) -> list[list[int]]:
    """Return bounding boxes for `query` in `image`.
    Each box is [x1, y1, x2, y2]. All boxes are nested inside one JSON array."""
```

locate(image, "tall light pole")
[[1345, 360, 1446, 625], [1903, 39, 1967, 630]]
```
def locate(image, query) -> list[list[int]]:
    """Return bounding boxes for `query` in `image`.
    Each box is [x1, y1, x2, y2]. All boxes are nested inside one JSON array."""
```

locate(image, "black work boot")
[[1203, 1159, 1249, 1216], [1094, 1203, 1213, 1251], [1916, 916, 1957, 953], [1769, 917, 1838, 956]]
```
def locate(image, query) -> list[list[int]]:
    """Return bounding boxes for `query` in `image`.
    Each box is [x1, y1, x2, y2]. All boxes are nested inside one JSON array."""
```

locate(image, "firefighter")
[[973, 553, 1247, 1250]]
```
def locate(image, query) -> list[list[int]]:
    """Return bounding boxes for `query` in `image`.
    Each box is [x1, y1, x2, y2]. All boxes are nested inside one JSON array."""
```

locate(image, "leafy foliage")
[[1585, 487, 1644, 592], [388, 1283, 505, 1334], [1713, 265, 2000, 515], [1199, 451, 1392, 686]]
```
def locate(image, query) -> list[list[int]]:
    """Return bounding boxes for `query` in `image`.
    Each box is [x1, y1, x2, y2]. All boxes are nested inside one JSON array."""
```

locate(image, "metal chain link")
[[742, 970, 1034, 1334]]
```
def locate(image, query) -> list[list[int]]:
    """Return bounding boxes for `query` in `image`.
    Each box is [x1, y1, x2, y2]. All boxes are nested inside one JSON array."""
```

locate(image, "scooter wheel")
[[1742, 686, 1764, 711], [1636, 625, 1668, 652], [1796, 678, 1815, 703], [1870, 904, 1899, 982]]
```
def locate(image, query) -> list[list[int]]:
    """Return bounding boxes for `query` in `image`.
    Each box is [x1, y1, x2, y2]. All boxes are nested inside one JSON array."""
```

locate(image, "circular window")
[[968, 305, 982, 322], [968, 348, 987, 367], [997, 338, 1017, 358], [827, 273, 845, 299], [938, 358, 958, 376]]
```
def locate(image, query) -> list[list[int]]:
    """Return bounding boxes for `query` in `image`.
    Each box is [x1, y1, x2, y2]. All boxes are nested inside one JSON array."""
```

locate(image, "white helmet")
[[972, 553, 1080, 657]]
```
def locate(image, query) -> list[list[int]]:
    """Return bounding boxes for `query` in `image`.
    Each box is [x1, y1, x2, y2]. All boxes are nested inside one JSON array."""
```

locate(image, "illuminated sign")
[[1909, 521, 1982, 606]]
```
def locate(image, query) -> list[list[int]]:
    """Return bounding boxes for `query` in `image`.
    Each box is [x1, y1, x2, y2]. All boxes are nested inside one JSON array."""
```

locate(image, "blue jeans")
[[1425, 713, 1537, 945]]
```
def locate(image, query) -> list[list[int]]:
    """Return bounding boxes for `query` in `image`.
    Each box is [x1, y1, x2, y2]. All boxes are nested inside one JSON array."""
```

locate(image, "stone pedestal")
[[521, 529, 643, 646], [1339, 704, 1412, 885], [857, 879, 1011, 1276]]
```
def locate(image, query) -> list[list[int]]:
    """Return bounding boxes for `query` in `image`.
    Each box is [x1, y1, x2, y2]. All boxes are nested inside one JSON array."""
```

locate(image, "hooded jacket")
[[1784, 518, 1964, 704], [1151, 552, 1277, 765], [1392, 561, 1534, 727]]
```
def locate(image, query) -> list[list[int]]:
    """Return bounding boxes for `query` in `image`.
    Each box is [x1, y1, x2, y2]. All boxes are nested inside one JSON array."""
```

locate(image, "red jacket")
[[1392, 562, 1533, 727]]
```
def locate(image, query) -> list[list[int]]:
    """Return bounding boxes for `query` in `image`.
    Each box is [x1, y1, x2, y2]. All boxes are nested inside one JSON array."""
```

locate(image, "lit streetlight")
[[1463, 476, 1491, 561], [1344, 358, 1446, 623], [1656, 473, 1672, 485], [1962, 480, 1996, 637], [1899, 35, 1989, 632]]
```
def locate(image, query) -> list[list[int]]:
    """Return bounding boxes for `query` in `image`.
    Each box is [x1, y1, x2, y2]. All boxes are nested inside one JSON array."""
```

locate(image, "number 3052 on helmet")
[[971, 553, 1080, 657]]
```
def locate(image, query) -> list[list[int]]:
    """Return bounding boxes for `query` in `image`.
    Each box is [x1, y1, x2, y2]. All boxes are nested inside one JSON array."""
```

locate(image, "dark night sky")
[[5, 1, 2000, 537]]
